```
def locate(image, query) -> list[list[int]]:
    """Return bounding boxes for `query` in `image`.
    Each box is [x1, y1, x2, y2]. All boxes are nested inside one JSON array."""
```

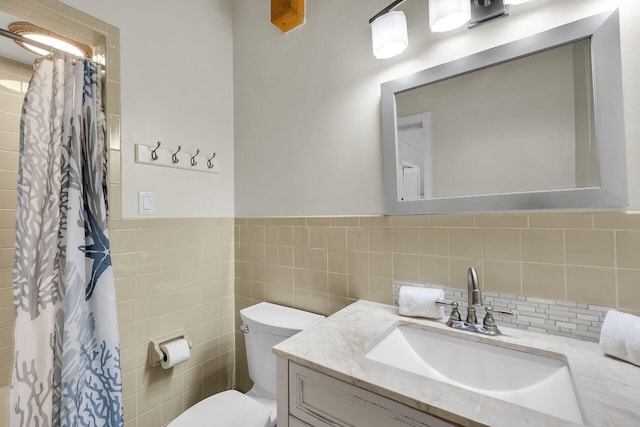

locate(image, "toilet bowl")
[[167, 389, 272, 427], [168, 302, 324, 427]]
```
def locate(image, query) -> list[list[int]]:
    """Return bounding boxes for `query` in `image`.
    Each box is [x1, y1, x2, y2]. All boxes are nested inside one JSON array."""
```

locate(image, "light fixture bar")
[[468, 0, 509, 28], [369, 0, 408, 24], [0, 27, 68, 57]]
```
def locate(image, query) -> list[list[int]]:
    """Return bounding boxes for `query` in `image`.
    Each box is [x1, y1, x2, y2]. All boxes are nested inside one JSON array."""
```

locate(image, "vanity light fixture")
[[8, 22, 93, 59], [504, 0, 533, 4], [370, 0, 535, 59], [468, 0, 509, 28], [428, 0, 471, 33], [370, 0, 409, 59]]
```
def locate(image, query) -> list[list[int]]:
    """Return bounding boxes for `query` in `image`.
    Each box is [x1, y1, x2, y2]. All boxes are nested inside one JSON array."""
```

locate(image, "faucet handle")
[[483, 306, 513, 328], [435, 300, 453, 307], [438, 301, 461, 326], [488, 306, 513, 316]]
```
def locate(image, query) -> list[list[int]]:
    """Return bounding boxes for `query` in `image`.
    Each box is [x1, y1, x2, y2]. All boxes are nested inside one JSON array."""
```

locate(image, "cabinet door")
[[289, 363, 457, 427]]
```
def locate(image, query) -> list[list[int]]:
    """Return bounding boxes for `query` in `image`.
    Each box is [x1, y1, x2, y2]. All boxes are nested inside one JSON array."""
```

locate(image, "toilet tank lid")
[[240, 302, 324, 335]]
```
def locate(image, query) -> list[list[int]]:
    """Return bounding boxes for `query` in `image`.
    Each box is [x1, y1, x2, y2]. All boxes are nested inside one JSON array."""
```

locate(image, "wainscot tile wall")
[[110, 218, 236, 427], [234, 214, 640, 391]]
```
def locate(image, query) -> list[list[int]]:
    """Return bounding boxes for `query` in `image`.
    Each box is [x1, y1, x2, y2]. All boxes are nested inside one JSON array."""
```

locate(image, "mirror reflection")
[[395, 39, 597, 201], [382, 10, 627, 214]]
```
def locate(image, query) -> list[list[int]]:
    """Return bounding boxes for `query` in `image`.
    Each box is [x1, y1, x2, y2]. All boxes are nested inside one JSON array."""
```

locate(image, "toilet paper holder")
[[148, 330, 193, 367]]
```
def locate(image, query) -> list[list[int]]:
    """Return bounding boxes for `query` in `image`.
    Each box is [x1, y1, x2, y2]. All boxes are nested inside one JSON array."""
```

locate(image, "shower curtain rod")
[[0, 27, 68, 57]]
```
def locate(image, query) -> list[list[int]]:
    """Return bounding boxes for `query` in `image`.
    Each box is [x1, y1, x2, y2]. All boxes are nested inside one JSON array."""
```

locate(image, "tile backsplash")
[[393, 281, 611, 342]]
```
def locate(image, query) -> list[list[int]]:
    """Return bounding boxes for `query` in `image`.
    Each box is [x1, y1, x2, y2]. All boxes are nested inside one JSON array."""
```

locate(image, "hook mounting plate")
[[135, 144, 220, 174]]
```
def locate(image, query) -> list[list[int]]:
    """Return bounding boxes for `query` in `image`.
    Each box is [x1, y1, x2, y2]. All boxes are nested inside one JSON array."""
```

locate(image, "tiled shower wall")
[[234, 214, 640, 391], [0, 55, 31, 426]]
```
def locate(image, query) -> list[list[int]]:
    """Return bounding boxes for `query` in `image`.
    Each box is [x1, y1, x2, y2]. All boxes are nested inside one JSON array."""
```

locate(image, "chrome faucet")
[[438, 267, 513, 336], [466, 267, 483, 324]]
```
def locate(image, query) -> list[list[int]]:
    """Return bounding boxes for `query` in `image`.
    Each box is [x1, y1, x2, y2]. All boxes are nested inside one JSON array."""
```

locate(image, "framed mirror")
[[382, 9, 627, 215]]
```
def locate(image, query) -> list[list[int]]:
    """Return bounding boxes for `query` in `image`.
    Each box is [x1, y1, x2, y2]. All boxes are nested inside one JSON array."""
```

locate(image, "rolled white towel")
[[398, 286, 445, 319], [599, 309, 640, 367]]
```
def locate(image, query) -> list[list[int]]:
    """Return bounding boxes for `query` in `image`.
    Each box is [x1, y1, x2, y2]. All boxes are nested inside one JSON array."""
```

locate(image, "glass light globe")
[[371, 11, 408, 59], [429, 0, 470, 33]]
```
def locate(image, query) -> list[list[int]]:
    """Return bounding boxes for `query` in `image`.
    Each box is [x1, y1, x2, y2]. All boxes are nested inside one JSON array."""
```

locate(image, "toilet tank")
[[240, 302, 324, 395]]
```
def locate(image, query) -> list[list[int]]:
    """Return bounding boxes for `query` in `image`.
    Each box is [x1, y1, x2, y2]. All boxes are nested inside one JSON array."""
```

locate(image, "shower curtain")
[[11, 55, 123, 427]]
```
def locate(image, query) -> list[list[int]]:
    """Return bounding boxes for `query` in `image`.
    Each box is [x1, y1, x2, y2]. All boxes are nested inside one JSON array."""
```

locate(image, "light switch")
[[138, 191, 154, 215]]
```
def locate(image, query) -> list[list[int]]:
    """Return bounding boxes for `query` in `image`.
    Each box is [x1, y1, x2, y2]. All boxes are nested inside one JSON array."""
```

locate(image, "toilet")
[[168, 302, 324, 427]]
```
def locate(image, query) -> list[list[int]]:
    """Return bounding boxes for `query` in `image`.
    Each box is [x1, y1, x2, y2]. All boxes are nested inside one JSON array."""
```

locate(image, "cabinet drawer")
[[289, 415, 313, 427], [289, 362, 457, 427]]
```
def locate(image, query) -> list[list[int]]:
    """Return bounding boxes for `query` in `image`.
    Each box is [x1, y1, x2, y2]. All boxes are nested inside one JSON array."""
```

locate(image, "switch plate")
[[138, 191, 154, 215]]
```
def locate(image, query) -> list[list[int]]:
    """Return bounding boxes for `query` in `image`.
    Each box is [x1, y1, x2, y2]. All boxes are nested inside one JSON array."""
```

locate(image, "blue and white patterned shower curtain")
[[11, 55, 123, 427]]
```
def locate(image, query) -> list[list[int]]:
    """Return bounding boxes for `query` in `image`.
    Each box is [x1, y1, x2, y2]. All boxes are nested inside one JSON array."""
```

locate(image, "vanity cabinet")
[[277, 358, 457, 427]]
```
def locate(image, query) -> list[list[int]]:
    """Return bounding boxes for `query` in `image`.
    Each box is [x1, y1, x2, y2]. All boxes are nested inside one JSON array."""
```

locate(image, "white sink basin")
[[365, 325, 583, 424]]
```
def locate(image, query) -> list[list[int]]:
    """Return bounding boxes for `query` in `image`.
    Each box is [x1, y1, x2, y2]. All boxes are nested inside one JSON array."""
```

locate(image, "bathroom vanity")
[[273, 300, 640, 427], [283, 362, 455, 427]]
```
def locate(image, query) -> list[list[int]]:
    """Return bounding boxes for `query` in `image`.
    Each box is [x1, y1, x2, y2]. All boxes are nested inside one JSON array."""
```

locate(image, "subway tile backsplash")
[[393, 281, 612, 342]]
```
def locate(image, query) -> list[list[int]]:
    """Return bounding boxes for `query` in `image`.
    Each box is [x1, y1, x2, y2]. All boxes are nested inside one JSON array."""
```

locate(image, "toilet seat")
[[167, 390, 272, 427]]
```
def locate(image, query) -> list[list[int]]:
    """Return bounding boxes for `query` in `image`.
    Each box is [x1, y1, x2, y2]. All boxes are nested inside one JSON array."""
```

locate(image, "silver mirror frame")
[[382, 9, 627, 215]]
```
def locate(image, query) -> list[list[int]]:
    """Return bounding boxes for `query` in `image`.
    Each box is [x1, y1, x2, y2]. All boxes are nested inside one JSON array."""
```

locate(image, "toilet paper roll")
[[160, 339, 190, 369]]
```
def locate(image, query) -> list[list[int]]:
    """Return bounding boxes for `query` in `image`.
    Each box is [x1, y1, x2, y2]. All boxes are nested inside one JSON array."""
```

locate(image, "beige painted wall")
[[233, 0, 640, 215], [60, 0, 235, 218]]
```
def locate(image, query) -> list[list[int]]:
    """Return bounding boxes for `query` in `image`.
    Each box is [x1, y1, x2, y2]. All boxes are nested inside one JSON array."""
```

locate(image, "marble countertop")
[[272, 300, 640, 427]]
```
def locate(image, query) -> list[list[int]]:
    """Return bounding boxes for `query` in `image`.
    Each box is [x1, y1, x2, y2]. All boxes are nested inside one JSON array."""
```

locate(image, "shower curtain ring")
[[151, 141, 161, 161], [190, 149, 200, 166], [207, 152, 216, 169], [172, 145, 182, 164]]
